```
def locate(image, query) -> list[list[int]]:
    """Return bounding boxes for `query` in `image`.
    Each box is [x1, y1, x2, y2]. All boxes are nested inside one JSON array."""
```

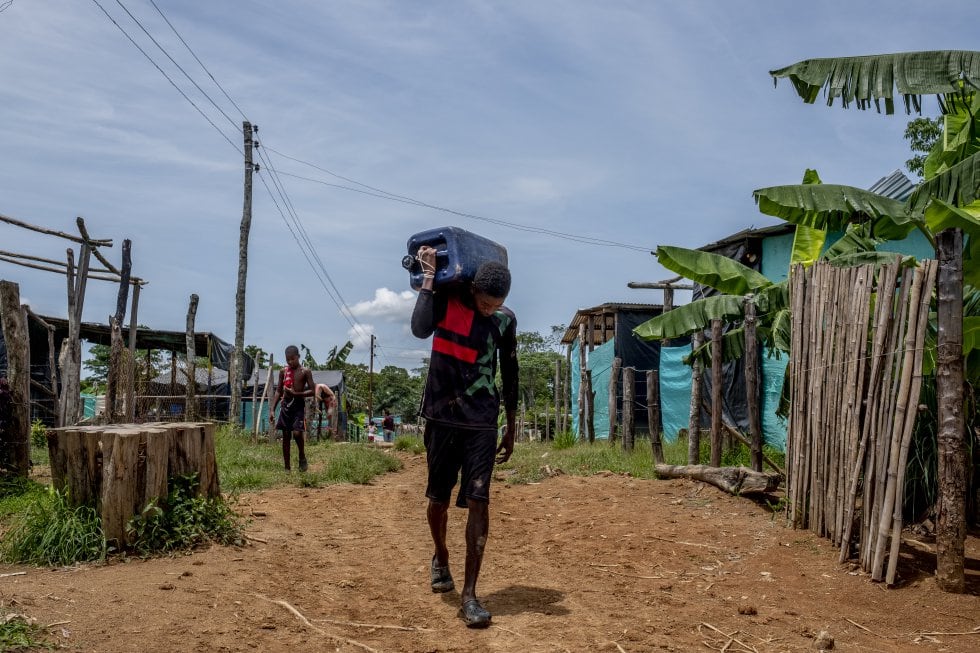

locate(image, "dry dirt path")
[[2, 452, 980, 652]]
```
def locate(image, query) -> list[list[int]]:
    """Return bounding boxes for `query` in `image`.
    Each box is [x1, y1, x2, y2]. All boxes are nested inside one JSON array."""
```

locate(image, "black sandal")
[[459, 599, 491, 628], [430, 556, 454, 593]]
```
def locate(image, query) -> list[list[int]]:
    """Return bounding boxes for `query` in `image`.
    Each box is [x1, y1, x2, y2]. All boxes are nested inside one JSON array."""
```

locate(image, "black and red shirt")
[[411, 288, 518, 428]]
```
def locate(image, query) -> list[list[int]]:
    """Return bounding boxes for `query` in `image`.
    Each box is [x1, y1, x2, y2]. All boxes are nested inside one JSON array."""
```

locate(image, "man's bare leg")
[[295, 432, 308, 471], [281, 430, 291, 470], [462, 498, 489, 604], [427, 499, 454, 592]]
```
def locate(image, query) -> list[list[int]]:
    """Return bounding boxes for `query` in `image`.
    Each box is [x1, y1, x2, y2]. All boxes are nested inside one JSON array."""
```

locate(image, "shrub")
[[0, 614, 54, 650], [127, 474, 246, 555], [30, 419, 47, 449], [552, 430, 577, 450]]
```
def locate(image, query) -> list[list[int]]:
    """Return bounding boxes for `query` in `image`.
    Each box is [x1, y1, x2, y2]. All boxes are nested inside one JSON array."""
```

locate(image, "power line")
[[111, 0, 241, 132], [264, 146, 655, 253], [147, 0, 250, 122], [89, 0, 242, 155]]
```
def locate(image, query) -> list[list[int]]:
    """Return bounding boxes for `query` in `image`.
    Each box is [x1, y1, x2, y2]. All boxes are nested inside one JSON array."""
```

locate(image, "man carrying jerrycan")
[[411, 242, 518, 628]]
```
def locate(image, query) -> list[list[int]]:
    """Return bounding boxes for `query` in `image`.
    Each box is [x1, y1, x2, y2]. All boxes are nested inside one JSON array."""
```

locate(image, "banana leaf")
[[966, 316, 980, 383], [633, 294, 745, 341], [820, 223, 885, 260], [922, 97, 980, 179], [753, 184, 915, 237], [827, 251, 917, 269], [757, 280, 790, 314], [790, 169, 827, 267], [685, 326, 749, 367], [769, 308, 793, 354], [770, 51, 980, 114], [908, 150, 980, 215], [655, 245, 772, 295]]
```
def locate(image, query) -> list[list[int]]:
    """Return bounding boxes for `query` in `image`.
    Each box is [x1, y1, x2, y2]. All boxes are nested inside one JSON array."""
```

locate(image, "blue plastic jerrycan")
[[402, 226, 508, 290]]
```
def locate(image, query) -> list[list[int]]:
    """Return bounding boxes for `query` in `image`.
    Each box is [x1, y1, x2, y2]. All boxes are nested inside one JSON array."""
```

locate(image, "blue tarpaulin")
[[659, 345, 692, 442]]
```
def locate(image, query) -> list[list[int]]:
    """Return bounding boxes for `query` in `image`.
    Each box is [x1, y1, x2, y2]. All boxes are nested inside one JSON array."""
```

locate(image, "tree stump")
[[47, 422, 221, 547]]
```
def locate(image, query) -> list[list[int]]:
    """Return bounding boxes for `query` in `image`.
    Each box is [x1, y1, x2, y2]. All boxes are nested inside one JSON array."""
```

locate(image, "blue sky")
[[1, 1, 975, 371]]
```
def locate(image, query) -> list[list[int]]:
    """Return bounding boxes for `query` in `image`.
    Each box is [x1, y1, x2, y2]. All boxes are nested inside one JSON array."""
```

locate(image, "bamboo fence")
[[786, 259, 937, 584]]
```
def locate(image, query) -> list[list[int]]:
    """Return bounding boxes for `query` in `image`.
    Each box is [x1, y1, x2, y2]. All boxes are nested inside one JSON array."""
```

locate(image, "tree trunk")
[[710, 319, 724, 467], [0, 281, 31, 475], [60, 244, 91, 426], [185, 294, 199, 421], [654, 463, 781, 495], [688, 331, 704, 465], [935, 228, 966, 593], [126, 282, 141, 422]]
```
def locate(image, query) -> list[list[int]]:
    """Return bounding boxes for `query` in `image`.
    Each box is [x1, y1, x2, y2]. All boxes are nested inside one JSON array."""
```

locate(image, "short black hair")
[[285, 345, 300, 356], [472, 261, 511, 299]]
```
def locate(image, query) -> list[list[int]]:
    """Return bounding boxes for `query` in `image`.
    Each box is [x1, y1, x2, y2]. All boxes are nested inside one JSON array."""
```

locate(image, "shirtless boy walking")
[[269, 345, 315, 471]]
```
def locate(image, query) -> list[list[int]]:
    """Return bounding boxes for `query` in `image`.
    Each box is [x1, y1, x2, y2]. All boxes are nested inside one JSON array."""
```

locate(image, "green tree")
[[905, 116, 944, 178], [82, 343, 166, 393], [374, 365, 424, 422]]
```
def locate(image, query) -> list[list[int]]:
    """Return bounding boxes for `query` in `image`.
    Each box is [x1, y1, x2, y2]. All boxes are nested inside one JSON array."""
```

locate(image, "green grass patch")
[[499, 435, 786, 485], [0, 614, 55, 651], [0, 486, 107, 566], [216, 425, 403, 493], [497, 440, 658, 484], [393, 435, 425, 454], [0, 476, 46, 523]]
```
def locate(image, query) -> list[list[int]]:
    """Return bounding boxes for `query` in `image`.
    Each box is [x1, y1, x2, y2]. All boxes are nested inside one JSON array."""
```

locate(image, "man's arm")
[[295, 368, 315, 398], [411, 245, 438, 338], [496, 312, 519, 463]]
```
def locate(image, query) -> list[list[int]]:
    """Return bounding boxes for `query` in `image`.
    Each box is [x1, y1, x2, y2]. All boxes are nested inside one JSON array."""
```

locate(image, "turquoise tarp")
[[659, 345, 692, 442], [761, 347, 789, 451], [587, 339, 615, 439]]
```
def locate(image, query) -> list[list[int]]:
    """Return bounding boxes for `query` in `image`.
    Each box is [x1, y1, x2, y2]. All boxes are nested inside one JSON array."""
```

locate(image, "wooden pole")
[[105, 317, 124, 422], [577, 324, 587, 441], [0, 212, 112, 246], [125, 283, 141, 422], [585, 370, 596, 443], [254, 355, 275, 443], [563, 345, 571, 434], [60, 244, 91, 426], [231, 121, 255, 426], [553, 360, 560, 440], [935, 228, 966, 593], [648, 369, 663, 464], [608, 357, 621, 444], [0, 281, 31, 475], [185, 294, 199, 421], [622, 366, 635, 452], [744, 296, 763, 472], [709, 319, 723, 467], [687, 331, 704, 465]]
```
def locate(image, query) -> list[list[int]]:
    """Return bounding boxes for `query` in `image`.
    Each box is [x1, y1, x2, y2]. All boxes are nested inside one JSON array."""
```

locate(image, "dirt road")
[[2, 452, 979, 652]]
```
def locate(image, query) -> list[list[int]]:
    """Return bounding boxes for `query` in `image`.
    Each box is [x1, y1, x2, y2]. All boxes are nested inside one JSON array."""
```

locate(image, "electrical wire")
[[265, 146, 655, 253], [111, 0, 241, 132], [89, 0, 242, 155]]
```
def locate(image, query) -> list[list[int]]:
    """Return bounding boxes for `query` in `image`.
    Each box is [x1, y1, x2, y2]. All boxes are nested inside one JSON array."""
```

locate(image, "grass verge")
[[0, 615, 55, 651], [0, 486, 107, 566]]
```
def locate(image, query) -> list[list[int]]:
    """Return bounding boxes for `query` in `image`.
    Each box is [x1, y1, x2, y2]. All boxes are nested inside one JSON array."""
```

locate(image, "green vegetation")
[[497, 436, 786, 486], [0, 615, 55, 651], [0, 475, 46, 523], [215, 424, 402, 493], [0, 486, 107, 566], [126, 474, 245, 555], [393, 435, 425, 455]]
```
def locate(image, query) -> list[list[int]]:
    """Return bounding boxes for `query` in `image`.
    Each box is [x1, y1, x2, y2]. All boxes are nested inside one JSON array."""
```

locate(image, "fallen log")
[[654, 463, 781, 495]]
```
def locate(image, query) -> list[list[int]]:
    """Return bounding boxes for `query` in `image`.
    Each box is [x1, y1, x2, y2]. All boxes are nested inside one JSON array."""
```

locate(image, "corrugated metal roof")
[[867, 168, 916, 201], [559, 303, 662, 345], [697, 224, 794, 253]]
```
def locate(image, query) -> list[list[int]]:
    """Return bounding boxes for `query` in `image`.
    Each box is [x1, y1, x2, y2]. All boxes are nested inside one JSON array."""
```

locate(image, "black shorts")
[[424, 421, 498, 508]]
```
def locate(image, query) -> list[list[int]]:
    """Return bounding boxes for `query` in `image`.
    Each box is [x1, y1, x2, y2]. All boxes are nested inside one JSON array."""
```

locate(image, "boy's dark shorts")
[[424, 421, 498, 508]]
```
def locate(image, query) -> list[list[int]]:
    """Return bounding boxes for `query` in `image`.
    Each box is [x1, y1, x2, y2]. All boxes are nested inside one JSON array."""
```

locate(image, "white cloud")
[[347, 323, 375, 349], [346, 288, 416, 321]]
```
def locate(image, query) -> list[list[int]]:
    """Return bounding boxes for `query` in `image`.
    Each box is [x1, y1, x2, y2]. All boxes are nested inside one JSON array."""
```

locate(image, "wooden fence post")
[[608, 357, 622, 444], [0, 281, 31, 475], [578, 325, 587, 441], [622, 366, 635, 452], [185, 294, 199, 421], [710, 319, 723, 467], [585, 370, 596, 443], [744, 296, 763, 472], [648, 369, 663, 464], [688, 331, 704, 465]]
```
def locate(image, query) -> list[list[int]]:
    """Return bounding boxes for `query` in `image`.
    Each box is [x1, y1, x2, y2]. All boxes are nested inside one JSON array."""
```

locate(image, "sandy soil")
[[2, 452, 980, 653]]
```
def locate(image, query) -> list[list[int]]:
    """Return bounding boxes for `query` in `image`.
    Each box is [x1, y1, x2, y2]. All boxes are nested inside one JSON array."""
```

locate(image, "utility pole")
[[368, 334, 375, 424], [231, 121, 255, 425]]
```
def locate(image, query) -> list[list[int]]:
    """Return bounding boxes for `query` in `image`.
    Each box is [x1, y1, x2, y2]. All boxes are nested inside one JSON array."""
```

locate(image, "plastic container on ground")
[[402, 226, 508, 290]]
